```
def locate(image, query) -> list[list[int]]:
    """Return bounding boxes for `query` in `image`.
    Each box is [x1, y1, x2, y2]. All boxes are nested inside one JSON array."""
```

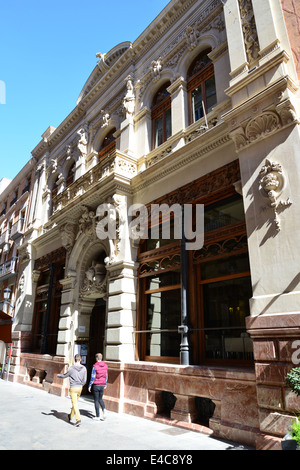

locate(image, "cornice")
[[132, 120, 232, 194], [30, 0, 221, 160]]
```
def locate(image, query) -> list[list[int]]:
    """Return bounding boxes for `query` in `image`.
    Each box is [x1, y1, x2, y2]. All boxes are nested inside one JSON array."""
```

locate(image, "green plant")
[[290, 419, 300, 446], [285, 368, 300, 397]]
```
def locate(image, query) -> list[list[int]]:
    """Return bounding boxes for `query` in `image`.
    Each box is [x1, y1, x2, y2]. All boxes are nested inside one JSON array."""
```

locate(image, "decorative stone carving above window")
[[259, 159, 292, 232], [230, 104, 298, 151]]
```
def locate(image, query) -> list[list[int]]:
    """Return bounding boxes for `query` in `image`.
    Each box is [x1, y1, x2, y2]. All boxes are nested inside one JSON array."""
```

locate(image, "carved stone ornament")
[[123, 75, 135, 118], [230, 106, 298, 151], [238, 0, 259, 64], [101, 109, 110, 128], [150, 58, 162, 81], [76, 206, 96, 240], [77, 125, 89, 157], [259, 159, 292, 231], [60, 223, 77, 253], [80, 261, 107, 298]]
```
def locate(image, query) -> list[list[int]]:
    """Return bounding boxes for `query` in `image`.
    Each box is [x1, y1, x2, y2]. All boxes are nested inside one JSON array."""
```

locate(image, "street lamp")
[[2, 287, 14, 309]]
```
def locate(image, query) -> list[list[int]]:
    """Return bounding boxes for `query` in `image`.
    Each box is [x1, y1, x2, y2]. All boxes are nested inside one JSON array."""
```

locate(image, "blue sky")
[[0, 0, 170, 180]]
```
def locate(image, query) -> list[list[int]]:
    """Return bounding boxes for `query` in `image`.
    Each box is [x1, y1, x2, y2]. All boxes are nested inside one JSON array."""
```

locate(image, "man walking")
[[57, 354, 87, 427], [88, 353, 108, 421]]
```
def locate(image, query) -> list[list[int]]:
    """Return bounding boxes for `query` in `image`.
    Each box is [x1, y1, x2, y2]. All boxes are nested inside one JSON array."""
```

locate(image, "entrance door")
[[86, 299, 106, 387]]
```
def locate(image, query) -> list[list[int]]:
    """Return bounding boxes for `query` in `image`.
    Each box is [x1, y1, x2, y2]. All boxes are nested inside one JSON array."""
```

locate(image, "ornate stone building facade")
[[1, 0, 300, 450]]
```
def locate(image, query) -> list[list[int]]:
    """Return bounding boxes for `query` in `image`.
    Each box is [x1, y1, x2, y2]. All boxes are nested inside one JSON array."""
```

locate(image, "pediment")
[[76, 41, 132, 104]]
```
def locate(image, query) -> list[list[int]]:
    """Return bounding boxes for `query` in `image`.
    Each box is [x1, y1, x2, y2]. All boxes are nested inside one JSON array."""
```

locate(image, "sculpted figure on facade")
[[66, 144, 72, 161], [238, 0, 259, 64], [150, 58, 163, 81], [76, 205, 96, 240], [101, 109, 110, 128], [96, 194, 127, 266], [77, 125, 89, 157], [80, 260, 107, 298], [123, 75, 135, 118], [60, 222, 77, 253], [259, 159, 292, 231], [185, 26, 198, 50]]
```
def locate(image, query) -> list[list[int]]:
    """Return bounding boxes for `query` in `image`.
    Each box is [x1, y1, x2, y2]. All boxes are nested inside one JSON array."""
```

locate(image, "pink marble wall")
[[281, 0, 300, 79], [104, 361, 259, 447], [247, 312, 300, 450]]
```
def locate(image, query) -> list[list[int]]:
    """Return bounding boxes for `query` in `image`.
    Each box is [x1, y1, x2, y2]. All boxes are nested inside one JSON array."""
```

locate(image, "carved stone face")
[[261, 172, 280, 192]]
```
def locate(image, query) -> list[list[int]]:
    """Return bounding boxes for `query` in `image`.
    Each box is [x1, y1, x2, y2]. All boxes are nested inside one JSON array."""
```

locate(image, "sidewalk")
[[0, 379, 254, 451]]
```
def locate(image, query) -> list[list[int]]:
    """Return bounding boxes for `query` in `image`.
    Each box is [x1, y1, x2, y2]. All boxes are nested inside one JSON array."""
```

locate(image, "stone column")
[[56, 274, 76, 361], [222, 0, 249, 84], [170, 394, 198, 424], [105, 261, 138, 362], [120, 116, 135, 156], [252, 0, 298, 79], [228, 120, 300, 449], [167, 77, 188, 150]]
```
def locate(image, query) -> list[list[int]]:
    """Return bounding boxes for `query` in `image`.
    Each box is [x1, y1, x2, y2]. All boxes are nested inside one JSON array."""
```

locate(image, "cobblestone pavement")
[[0, 379, 254, 452]]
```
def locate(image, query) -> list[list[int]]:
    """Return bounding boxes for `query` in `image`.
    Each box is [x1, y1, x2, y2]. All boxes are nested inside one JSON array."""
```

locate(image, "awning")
[[0, 310, 14, 343]]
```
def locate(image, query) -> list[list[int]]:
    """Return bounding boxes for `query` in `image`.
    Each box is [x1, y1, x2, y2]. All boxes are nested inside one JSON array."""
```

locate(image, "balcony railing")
[[51, 149, 137, 215], [0, 256, 18, 279], [10, 218, 25, 240], [0, 229, 11, 249]]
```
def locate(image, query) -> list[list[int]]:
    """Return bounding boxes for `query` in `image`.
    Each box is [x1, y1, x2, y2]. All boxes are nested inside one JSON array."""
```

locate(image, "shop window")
[[187, 49, 216, 124], [138, 189, 253, 365], [193, 194, 253, 364], [152, 82, 172, 149], [31, 258, 65, 355], [138, 225, 181, 362]]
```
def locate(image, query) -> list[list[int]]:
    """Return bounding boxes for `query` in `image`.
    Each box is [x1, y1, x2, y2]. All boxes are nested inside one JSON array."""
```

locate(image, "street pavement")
[[0, 379, 254, 452]]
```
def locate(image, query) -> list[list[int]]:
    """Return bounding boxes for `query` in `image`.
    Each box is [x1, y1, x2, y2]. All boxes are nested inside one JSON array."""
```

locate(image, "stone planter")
[[281, 433, 299, 450]]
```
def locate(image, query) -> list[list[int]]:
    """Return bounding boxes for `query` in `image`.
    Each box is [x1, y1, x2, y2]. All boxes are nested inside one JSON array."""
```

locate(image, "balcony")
[[0, 229, 11, 249], [10, 218, 25, 240], [51, 149, 137, 215], [0, 257, 18, 280]]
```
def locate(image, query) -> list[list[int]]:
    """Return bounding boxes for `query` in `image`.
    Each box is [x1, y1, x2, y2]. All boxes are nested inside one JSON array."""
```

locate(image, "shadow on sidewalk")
[[41, 408, 94, 423]]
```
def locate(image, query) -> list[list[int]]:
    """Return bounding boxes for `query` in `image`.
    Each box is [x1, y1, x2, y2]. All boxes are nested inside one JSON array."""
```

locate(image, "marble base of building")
[[8, 331, 69, 397], [247, 313, 300, 450], [103, 361, 259, 448]]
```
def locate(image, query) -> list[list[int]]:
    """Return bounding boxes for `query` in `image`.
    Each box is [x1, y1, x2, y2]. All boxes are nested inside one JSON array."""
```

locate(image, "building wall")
[[4, 0, 300, 449], [280, 0, 300, 79]]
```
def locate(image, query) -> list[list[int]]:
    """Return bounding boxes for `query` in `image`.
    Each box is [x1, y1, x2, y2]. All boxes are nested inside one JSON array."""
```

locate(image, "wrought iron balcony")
[[0, 256, 18, 280], [10, 218, 25, 240], [0, 229, 11, 249]]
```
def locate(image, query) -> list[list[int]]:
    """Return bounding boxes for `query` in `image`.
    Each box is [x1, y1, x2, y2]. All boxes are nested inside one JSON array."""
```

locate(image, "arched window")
[[99, 128, 116, 162], [66, 162, 76, 188], [151, 81, 172, 149], [187, 50, 216, 124], [50, 176, 59, 215]]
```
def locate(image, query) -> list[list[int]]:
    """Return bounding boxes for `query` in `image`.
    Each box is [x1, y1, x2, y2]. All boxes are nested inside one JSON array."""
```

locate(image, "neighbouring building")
[[1, 0, 300, 450]]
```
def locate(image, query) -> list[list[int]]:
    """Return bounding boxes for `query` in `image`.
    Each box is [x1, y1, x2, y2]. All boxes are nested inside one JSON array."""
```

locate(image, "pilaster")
[[223, 0, 249, 85], [105, 260, 138, 362]]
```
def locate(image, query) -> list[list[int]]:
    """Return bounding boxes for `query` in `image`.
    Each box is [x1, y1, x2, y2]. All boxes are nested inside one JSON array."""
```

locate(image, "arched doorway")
[[87, 297, 106, 375]]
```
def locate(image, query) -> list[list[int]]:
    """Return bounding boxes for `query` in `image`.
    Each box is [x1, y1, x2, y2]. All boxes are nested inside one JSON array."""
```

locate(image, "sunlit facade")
[[1, 0, 300, 450]]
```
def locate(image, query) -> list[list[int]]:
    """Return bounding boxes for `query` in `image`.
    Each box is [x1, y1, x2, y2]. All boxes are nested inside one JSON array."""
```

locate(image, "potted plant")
[[290, 419, 300, 449], [282, 368, 300, 450]]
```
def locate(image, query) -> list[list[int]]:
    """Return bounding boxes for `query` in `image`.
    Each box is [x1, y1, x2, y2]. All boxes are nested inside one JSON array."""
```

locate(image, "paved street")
[[0, 379, 253, 452]]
